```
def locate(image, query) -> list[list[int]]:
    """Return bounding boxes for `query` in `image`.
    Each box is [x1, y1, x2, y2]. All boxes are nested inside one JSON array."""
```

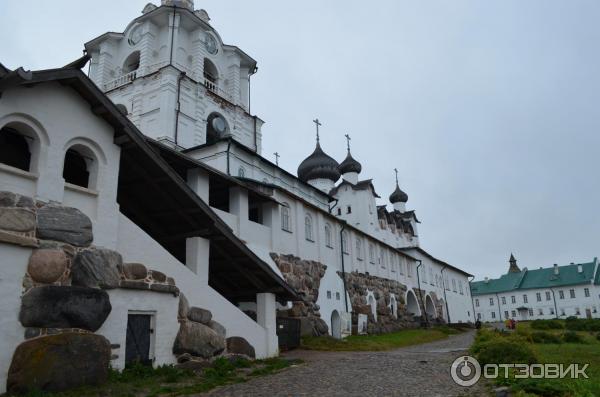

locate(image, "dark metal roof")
[[0, 64, 297, 302], [297, 142, 341, 183], [183, 137, 334, 202], [338, 150, 362, 175], [389, 183, 408, 204], [399, 246, 473, 277]]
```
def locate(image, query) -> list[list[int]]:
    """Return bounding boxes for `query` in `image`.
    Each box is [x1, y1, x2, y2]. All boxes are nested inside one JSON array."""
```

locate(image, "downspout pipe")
[[329, 198, 339, 214], [174, 71, 186, 145], [441, 266, 451, 323], [416, 259, 429, 327], [339, 223, 349, 313], [226, 138, 232, 175]]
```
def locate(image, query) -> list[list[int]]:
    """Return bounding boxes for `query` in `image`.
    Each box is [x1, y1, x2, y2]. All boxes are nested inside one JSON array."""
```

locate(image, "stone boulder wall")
[[173, 320, 226, 359], [27, 249, 69, 284], [226, 337, 256, 359], [341, 271, 419, 334], [7, 333, 111, 394], [36, 205, 93, 247], [71, 248, 122, 289], [188, 307, 212, 324], [270, 253, 329, 336], [19, 285, 112, 332]]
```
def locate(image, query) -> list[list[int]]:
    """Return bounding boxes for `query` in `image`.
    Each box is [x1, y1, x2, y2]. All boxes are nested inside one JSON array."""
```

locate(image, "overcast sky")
[[2, 0, 599, 280]]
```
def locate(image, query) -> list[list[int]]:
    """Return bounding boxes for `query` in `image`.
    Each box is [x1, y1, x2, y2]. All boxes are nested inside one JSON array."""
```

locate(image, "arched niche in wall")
[[425, 294, 437, 319], [406, 290, 421, 317]]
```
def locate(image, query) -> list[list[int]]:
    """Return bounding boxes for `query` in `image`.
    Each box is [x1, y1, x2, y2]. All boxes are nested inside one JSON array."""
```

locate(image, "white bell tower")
[[85, 1, 263, 152]]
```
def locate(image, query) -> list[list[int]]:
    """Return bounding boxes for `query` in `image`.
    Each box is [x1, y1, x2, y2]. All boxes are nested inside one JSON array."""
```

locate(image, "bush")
[[562, 331, 585, 343], [596, 332, 600, 341], [511, 378, 571, 397], [530, 331, 562, 344], [530, 319, 563, 330], [475, 338, 538, 365], [564, 318, 600, 332]]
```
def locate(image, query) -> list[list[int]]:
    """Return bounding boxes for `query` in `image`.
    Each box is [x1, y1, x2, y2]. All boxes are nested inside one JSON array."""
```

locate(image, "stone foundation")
[[341, 271, 420, 334], [270, 253, 329, 336]]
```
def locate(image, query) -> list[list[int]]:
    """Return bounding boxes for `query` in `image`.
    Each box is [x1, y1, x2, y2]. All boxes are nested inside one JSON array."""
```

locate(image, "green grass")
[[473, 320, 600, 397], [301, 326, 463, 351], [10, 357, 303, 397]]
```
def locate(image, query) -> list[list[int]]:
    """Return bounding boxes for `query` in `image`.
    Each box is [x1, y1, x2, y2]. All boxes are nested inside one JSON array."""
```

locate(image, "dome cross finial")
[[394, 168, 399, 185], [345, 134, 351, 152], [313, 118, 322, 143]]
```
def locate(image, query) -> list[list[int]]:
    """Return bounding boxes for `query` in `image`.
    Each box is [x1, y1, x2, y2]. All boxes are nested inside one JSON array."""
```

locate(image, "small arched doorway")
[[425, 295, 436, 319], [331, 310, 341, 340], [406, 290, 421, 317]]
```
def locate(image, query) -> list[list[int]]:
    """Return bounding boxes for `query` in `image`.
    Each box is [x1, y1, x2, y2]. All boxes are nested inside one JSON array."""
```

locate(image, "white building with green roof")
[[471, 255, 600, 322]]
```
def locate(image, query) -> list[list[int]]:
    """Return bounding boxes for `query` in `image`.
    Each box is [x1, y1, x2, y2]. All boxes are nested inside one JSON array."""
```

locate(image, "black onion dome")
[[338, 151, 362, 175], [297, 143, 341, 183], [389, 184, 408, 203]]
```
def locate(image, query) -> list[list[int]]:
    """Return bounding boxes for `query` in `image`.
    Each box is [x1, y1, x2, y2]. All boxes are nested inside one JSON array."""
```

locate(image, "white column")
[[186, 237, 210, 284], [229, 187, 248, 217], [187, 168, 209, 203], [256, 292, 278, 357]]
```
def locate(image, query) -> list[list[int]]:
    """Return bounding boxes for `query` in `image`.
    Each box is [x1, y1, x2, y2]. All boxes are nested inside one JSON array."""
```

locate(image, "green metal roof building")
[[470, 256, 600, 322]]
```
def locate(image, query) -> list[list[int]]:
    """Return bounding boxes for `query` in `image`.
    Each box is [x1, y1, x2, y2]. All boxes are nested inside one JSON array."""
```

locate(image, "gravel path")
[[205, 330, 489, 397]]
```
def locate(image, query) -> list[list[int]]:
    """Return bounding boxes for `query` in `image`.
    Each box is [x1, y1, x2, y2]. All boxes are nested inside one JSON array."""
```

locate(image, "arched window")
[[429, 267, 434, 285], [324, 223, 332, 248], [123, 51, 140, 74], [203, 58, 218, 87], [281, 203, 291, 232], [0, 127, 31, 171], [63, 148, 91, 188], [399, 258, 405, 275], [369, 243, 375, 264], [379, 249, 386, 268], [304, 214, 313, 241], [356, 238, 362, 260], [237, 167, 245, 177], [341, 231, 349, 254]]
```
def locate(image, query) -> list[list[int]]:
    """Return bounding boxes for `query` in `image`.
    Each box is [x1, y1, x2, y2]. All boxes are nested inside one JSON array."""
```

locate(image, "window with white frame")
[[399, 259, 405, 275], [475, 298, 480, 307], [523, 294, 528, 304], [356, 238, 363, 260], [324, 223, 332, 248], [546, 291, 551, 301], [511, 296, 516, 304], [369, 243, 375, 264], [452, 279, 457, 292], [569, 289, 576, 299], [536, 292, 541, 302], [489, 298, 494, 306], [341, 231, 349, 254], [459, 280, 464, 294], [281, 203, 291, 232], [379, 249, 386, 268], [501, 296, 506, 305], [304, 214, 313, 241], [559, 290, 564, 300], [585, 288, 590, 298]]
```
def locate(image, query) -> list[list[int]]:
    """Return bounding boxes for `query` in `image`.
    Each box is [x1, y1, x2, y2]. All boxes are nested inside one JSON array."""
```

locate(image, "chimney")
[[577, 264, 583, 273], [554, 264, 559, 275], [484, 277, 489, 284]]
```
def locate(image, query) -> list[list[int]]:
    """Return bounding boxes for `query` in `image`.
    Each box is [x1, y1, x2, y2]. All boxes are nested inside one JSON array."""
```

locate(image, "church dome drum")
[[297, 143, 341, 183]]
